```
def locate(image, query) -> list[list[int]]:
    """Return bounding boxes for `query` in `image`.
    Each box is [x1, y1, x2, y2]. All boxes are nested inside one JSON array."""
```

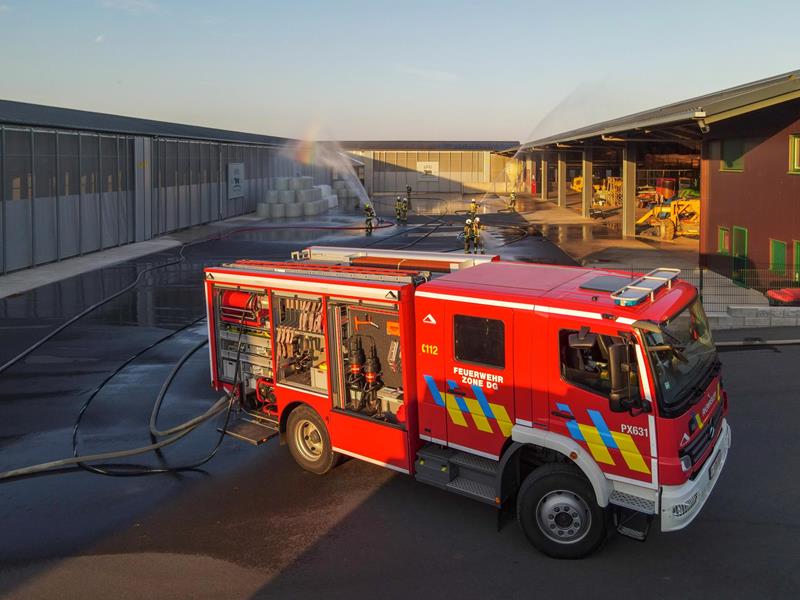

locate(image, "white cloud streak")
[[94, 34, 105, 43]]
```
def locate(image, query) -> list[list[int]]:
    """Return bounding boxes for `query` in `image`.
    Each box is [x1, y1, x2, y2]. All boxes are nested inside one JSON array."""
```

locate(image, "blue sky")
[[0, 0, 798, 142]]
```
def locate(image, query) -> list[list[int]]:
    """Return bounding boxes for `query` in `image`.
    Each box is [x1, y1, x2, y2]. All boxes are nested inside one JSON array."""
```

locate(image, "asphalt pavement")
[[0, 204, 797, 599]]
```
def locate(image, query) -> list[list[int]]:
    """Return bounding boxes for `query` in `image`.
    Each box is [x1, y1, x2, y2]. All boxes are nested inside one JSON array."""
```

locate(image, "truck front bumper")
[[660, 419, 731, 532]]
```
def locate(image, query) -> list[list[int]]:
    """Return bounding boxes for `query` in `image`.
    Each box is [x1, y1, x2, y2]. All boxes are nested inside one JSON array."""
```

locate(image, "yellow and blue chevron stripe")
[[424, 375, 513, 437], [557, 403, 650, 475]]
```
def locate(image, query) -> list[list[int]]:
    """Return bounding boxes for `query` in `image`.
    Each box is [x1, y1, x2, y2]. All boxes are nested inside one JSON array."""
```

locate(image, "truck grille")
[[680, 402, 723, 473]]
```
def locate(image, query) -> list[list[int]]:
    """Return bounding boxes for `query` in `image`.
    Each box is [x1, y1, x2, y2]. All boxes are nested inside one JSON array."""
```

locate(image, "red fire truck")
[[204, 246, 731, 558]]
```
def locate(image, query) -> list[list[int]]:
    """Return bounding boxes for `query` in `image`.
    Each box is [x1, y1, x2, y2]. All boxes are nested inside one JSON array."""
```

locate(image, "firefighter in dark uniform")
[[363, 203, 376, 235], [463, 218, 474, 253], [405, 185, 412, 211], [472, 216, 485, 254], [509, 192, 517, 212]]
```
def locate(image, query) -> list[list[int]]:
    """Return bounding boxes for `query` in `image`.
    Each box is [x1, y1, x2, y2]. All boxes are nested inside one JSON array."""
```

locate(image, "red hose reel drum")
[[221, 290, 266, 327]]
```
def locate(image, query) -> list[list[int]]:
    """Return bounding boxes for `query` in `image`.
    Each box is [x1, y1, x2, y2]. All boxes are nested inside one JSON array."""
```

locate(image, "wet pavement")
[[0, 202, 798, 598]]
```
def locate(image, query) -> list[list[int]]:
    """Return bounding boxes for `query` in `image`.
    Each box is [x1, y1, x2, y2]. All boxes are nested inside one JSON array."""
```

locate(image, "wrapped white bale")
[[325, 194, 338, 208], [269, 203, 286, 218], [278, 190, 296, 204], [288, 177, 303, 191], [296, 188, 316, 204], [265, 190, 280, 204], [284, 202, 303, 218], [303, 199, 322, 216], [332, 180, 346, 191], [319, 198, 330, 213], [314, 184, 332, 197], [299, 176, 313, 189], [312, 188, 323, 202], [273, 177, 290, 191], [256, 202, 270, 218]]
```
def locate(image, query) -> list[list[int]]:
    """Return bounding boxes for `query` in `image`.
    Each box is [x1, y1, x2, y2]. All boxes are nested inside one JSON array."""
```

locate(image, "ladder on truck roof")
[[292, 246, 497, 274], [222, 259, 429, 285], [610, 268, 681, 307]]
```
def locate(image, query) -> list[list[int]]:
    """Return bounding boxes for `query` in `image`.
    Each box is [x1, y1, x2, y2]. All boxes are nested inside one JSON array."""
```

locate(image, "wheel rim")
[[535, 489, 592, 544], [294, 419, 324, 462]]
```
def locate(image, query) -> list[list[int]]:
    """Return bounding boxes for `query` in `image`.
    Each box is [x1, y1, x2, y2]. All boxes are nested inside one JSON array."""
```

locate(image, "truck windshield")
[[645, 298, 716, 411]]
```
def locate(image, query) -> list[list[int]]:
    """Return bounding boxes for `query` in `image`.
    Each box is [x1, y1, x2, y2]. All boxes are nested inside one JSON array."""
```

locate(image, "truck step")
[[414, 444, 456, 487], [219, 414, 279, 446], [446, 476, 498, 506], [449, 452, 501, 476]]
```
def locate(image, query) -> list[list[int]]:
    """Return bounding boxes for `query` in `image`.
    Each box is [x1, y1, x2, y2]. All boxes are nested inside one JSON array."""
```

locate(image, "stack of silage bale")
[[332, 179, 361, 211], [314, 184, 338, 209], [256, 176, 332, 219]]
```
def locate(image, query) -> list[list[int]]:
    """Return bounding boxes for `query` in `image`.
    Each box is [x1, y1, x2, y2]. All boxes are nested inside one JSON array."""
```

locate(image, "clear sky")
[[0, 0, 798, 142]]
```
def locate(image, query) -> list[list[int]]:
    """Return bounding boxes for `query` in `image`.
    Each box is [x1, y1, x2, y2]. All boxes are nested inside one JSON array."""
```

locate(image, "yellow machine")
[[637, 198, 701, 240], [570, 175, 584, 193], [593, 177, 623, 207]]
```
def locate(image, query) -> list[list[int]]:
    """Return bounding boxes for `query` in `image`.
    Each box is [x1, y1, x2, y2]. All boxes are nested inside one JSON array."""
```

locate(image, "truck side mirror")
[[608, 343, 643, 413]]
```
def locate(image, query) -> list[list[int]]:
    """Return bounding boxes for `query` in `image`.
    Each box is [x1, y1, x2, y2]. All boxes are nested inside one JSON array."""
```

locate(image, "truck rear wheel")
[[517, 463, 607, 559], [287, 406, 337, 475]]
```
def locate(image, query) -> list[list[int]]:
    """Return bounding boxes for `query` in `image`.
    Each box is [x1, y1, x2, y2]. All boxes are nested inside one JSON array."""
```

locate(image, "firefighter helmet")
[[474, 217, 480, 223], [465, 219, 472, 225]]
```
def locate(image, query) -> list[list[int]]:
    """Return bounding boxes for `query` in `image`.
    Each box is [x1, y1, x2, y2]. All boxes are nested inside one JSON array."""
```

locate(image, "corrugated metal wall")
[[1, 125, 327, 274], [363, 150, 521, 194], [0, 126, 136, 273]]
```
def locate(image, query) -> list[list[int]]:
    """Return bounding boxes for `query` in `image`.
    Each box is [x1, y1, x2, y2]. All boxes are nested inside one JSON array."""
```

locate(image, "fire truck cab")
[[204, 246, 731, 558]]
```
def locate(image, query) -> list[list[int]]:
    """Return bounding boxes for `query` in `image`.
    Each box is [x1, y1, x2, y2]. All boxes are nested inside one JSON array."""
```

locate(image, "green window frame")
[[770, 239, 787, 275], [718, 226, 730, 255], [794, 241, 800, 283], [790, 135, 800, 174], [720, 139, 745, 172], [732, 226, 748, 258]]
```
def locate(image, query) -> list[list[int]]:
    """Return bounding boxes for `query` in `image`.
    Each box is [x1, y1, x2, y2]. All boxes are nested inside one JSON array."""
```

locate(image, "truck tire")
[[517, 463, 607, 559], [286, 405, 338, 475]]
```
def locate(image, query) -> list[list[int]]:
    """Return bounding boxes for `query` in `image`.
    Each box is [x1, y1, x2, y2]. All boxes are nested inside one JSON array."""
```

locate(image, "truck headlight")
[[672, 492, 698, 517], [680, 455, 692, 472]]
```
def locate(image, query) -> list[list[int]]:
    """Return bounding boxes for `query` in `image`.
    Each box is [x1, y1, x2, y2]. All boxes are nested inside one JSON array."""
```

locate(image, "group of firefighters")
[[361, 189, 517, 251]]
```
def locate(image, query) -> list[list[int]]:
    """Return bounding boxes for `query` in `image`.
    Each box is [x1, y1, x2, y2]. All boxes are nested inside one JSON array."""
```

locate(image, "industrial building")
[[340, 141, 521, 195], [508, 69, 800, 285], [0, 100, 330, 274]]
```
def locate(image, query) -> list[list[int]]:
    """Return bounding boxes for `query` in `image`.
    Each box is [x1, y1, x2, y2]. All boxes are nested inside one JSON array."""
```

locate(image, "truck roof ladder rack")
[[222, 260, 429, 285], [292, 246, 497, 273], [610, 268, 681, 307]]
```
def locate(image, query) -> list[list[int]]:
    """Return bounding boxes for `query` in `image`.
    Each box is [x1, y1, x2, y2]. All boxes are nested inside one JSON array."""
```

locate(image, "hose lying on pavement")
[[0, 307, 253, 481]]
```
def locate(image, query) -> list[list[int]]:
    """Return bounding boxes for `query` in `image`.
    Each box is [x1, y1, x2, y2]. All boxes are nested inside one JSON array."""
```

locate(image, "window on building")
[[794, 241, 800, 283], [454, 315, 505, 368], [718, 226, 730, 255], [790, 135, 800, 174], [720, 139, 745, 172], [559, 329, 640, 399], [770, 239, 787, 274]]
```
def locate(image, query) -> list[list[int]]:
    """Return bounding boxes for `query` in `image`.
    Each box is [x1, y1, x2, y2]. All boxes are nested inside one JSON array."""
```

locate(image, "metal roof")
[[511, 69, 800, 153], [0, 99, 292, 146], [334, 140, 520, 152]]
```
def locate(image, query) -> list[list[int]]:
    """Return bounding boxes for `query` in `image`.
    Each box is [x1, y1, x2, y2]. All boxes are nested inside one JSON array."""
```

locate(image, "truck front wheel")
[[286, 406, 338, 475], [517, 463, 607, 558]]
